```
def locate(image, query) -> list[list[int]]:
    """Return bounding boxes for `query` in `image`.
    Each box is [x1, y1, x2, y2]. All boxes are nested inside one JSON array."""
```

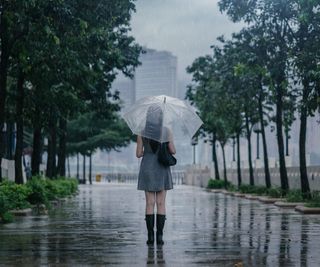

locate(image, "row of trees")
[[187, 0, 320, 197], [0, 0, 141, 183]]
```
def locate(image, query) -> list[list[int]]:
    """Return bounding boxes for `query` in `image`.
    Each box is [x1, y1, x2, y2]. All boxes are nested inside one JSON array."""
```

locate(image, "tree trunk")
[[258, 88, 271, 188], [0, 13, 10, 182], [245, 112, 254, 186], [46, 113, 57, 178], [236, 133, 242, 188], [67, 156, 70, 177], [212, 133, 220, 180], [220, 142, 227, 188], [76, 153, 79, 180], [31, 117, 42, 176], [275, 86, 289, 192], [299, 84, 311, 198], [57, 117, 67, 177], [14, 69, 25, 184], [83, 154, 86, 184], [89, 152, 92, 185], [7, 123, 14, 160]]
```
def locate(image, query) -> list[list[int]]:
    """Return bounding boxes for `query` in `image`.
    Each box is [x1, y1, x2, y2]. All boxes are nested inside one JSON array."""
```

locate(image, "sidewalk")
[[0, 183, 320, 266]]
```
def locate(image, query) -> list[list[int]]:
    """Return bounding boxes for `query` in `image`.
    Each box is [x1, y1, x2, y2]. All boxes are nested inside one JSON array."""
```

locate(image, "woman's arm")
[[136, 135, 144, 158], [168, 141, 176, 155], [168, 130, 176, 154]]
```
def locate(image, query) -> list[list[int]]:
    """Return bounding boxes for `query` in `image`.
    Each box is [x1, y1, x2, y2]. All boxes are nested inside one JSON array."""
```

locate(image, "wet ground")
[[1, 183, 320, 267]]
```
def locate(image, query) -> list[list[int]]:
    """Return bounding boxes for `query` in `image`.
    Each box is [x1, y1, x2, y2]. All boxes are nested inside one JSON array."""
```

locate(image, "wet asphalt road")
[[1, 183, 320, 267]]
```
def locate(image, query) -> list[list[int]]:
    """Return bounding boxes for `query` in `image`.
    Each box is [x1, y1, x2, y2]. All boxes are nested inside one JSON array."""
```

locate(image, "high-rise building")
[[111, 73, 135, 112], [135, 48, 178, 99]]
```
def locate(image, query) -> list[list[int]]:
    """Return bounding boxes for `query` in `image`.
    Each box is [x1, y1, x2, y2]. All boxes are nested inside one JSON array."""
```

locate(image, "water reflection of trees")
[[300, 217, 309, 267]]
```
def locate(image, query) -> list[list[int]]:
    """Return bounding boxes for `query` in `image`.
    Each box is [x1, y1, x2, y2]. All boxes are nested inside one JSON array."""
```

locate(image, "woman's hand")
[[136, 135, 144, 158], [168, 141, 176, 154]]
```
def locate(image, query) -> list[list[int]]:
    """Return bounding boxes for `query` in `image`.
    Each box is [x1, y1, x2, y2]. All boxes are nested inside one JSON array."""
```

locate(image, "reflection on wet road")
[[1, 184, 320, 266]]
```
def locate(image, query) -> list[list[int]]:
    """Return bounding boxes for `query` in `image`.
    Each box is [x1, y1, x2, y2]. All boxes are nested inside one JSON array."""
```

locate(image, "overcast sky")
[[130, 0, 244, 81]]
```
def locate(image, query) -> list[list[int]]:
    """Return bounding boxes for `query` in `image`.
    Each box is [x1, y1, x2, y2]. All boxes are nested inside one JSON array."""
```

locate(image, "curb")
[[244, 194, 260, 200], [274, 201, 305, 208], [295, 206, 320, 214], [10, 208, 32, 216], [258, 197, 284, 204]]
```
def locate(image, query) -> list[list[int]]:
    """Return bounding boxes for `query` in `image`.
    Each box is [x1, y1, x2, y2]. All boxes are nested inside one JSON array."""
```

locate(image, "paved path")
[[1, 183, 320, 266]]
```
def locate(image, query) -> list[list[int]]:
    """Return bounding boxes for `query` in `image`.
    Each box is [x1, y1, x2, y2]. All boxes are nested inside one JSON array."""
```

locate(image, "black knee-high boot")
[[145, 214, 154, 245], [156, 214, 166, 245]]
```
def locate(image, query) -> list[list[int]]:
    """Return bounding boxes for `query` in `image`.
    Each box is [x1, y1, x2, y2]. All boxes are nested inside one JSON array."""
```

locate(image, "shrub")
[[0, 181, 31, 210], [1, 212, 13, 223], [26, 178, 48, 206], [286, 189, 304, 203], [267, 187, 283, 198], [44, 177, 78, 199], [227, 184, 237, 192], [0, 190, 11, 222], [253, 186, 268, 195], [238, 184, 256, 194], [207, 179, 232, 189], [305, 191, 320, 208], [0, 177, 78, 224]]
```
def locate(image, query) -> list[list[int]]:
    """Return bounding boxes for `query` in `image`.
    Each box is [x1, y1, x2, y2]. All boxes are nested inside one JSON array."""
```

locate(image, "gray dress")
[[137, 138, 173, 192]]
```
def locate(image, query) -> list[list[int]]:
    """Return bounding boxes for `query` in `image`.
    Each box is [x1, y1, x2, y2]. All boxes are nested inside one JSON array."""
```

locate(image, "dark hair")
[[144, 105, 163, 153]]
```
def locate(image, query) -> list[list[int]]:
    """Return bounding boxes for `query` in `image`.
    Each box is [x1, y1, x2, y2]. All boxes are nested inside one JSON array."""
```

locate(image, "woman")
[[136, 105, 176, 246]]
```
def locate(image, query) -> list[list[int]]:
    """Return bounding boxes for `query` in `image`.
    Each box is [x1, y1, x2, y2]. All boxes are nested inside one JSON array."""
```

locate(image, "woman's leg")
[[145, 191, 156, 245], [155, 190, 167, 245], [156, 190, 167, 214], [145, 191, 156, 214]]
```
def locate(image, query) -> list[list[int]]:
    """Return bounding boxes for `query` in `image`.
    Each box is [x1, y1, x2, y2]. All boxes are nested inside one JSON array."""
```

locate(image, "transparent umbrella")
[[122, 95, 203, 142]]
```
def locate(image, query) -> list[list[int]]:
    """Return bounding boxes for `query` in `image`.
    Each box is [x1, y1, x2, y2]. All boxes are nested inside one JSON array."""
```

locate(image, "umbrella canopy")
[[122, 95, 203, 143]]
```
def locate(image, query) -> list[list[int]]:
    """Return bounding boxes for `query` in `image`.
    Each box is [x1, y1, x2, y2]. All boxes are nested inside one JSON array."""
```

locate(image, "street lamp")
[[253, 123, 261, 160], [191, 136, 198, 165]]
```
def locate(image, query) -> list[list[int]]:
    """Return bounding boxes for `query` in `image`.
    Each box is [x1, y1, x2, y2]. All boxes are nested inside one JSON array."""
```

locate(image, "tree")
[[1, 0, 142, 182], [186, 55, 222, 180], [290, 0, 320, 197], [67, 112, 132, 184], [218, 0, 296, 192]]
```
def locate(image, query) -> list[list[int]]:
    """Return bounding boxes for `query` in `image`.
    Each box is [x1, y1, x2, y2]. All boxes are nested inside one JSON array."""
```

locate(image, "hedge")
[[0, 177, 78, 223]]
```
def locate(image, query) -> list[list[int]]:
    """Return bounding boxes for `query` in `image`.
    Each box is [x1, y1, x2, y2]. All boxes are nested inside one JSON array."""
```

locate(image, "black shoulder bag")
[[158, 142, 177, 166]]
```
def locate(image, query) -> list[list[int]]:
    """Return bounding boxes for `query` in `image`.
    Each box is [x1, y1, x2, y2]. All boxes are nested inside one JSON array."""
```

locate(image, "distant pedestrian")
[[25, 162, 32, 180]]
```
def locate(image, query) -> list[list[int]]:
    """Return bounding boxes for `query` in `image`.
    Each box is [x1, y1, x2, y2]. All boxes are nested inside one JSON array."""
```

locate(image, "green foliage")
[[227, 183, 237, 192], [305, 191, 320, 208], [266, 187, 283, 198], [26, 177, 49, 205], [0, 177, 78, 224], [0, 212, 14, 223], [0, 191, 11, 220], [0, 181, 31, 210], [286, 190, 304, 203], [207, 179, 232, 189], [238, 184, 256, 194], [0, 0, 142, 180], [67, 112, 132, 156], [238, 184, 269, 195], [44, 177, 78, 199]]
